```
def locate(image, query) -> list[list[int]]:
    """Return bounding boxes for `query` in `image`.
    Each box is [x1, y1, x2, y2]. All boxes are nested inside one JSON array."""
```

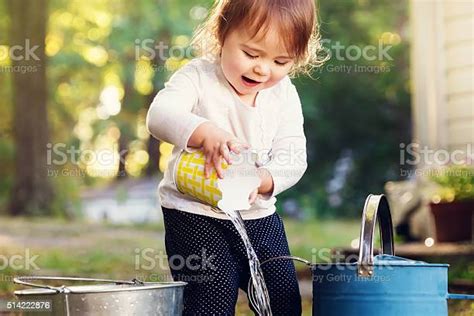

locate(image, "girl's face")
[[220, 25, 294, 104]]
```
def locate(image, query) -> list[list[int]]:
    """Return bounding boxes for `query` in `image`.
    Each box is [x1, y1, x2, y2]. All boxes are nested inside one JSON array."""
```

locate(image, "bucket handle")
[[357, 194, 395, 277], [13, 276, 144, 293]]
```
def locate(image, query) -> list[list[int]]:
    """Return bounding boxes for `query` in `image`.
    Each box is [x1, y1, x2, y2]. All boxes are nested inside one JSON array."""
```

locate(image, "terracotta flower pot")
[[430, 199, 474, 242]]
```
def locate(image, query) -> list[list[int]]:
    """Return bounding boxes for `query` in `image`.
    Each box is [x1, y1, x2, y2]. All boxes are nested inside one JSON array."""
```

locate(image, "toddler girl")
[[146, 0, 325, 314]]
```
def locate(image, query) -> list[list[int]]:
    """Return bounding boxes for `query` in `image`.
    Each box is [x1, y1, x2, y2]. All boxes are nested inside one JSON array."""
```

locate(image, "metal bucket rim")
[[15, 281, 187, 296], [15, 288, 58, 296]]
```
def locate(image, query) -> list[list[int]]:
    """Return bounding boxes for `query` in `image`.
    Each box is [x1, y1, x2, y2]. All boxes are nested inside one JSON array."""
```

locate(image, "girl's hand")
[[249, 169, 274, 205], [200, 124, 249, 179], [248, 188, 258, 205]]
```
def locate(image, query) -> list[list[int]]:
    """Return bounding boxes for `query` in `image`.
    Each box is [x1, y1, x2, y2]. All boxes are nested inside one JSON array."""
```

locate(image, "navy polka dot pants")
[[162, 207, 302, 316]]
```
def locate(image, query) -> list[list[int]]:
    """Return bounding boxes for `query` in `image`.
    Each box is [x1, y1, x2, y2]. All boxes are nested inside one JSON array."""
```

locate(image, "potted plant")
[[427, 165, 474, 242]]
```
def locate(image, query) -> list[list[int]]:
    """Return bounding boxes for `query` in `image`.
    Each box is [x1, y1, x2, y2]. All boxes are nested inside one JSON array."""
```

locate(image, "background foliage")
[[0, 0, 411, 218]]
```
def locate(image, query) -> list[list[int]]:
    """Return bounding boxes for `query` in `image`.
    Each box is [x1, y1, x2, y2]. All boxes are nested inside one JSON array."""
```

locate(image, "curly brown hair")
[[191, 0, 328, 77]]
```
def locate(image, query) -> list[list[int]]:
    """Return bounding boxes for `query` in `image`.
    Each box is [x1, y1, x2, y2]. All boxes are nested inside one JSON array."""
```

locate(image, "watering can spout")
[[446, 293, 474, 300]]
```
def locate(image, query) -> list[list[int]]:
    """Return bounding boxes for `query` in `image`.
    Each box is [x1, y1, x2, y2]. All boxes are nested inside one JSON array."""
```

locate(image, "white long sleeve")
[[145, 57, 308, 220], [259, 83, 308, 198], [146, 63, 208, 152]]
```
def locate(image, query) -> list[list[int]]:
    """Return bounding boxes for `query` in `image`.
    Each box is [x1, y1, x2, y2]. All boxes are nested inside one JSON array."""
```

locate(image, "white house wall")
[[410, 0, 474, 156]]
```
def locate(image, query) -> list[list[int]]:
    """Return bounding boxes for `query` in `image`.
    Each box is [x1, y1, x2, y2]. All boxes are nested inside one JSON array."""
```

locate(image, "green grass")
[[0, 216, 359, 299], [0, 216, 168, 299], [284, 217, 361, 262], [0, 216, 472, 315]]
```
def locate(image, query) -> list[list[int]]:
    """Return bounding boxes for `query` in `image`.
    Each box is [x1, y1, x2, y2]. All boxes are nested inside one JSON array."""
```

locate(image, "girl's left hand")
[[248, 188, 258, 205], [249, 168, 274, 205]]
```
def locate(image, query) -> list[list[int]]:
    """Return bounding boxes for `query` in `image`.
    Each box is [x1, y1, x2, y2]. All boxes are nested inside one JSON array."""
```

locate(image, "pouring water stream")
[[220, 208, 272, 316]]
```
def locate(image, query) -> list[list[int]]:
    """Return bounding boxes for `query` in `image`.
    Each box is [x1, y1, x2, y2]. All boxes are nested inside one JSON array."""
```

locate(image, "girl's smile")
[[220, 25, 294, 106], [241, 75, 262, 87]]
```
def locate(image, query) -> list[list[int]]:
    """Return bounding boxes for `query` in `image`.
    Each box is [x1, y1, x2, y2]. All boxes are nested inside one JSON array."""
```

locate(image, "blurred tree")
[[287, 0, 411, 218], [7, 0, 54, 216], [0, 1, 14, 211], [0, 0, 412, 219]]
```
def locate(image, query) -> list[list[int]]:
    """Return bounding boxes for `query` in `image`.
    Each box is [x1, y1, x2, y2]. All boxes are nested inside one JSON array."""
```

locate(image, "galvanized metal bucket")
[[14, 276, 186, 315]]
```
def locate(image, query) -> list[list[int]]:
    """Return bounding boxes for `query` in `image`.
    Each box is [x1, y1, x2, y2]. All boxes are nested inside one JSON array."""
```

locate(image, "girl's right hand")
[[200, 124, 249, 179]]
